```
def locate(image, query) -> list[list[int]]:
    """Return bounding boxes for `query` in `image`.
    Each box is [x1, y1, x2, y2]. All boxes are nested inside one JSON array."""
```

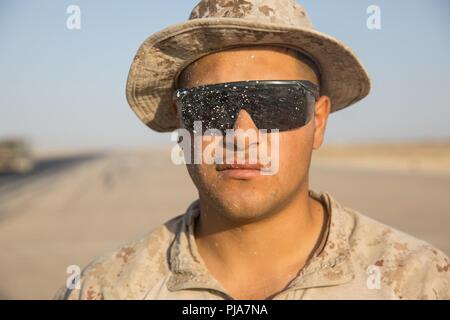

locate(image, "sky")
[[1, 0, 449, 150]]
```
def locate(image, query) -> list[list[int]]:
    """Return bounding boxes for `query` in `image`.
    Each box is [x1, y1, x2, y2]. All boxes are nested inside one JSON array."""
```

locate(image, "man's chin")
[[213, 197, 277, 224]]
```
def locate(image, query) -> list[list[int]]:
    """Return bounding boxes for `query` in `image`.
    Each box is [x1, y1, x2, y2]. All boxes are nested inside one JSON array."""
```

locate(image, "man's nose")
[[229, 109, 259, 150], [232, 109, 258, 131]]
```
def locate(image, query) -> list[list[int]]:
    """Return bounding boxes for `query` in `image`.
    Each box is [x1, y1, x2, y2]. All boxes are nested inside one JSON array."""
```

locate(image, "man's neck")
[[194, 184, 326, 299]]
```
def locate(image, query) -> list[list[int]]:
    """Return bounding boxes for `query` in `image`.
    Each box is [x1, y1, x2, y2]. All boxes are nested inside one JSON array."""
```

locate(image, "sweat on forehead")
[[177, 46, 321, 89]]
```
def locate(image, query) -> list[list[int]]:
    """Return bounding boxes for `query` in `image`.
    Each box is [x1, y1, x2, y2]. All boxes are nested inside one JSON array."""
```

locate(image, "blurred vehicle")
[[0, 138, 34, 174]]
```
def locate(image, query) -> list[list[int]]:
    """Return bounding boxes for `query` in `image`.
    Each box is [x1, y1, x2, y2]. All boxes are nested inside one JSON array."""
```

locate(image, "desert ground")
[[0, 144, 449, 299]]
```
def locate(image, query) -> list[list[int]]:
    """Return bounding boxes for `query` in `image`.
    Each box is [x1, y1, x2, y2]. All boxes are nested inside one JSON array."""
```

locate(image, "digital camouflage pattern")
[[55, 190, 450, 300]]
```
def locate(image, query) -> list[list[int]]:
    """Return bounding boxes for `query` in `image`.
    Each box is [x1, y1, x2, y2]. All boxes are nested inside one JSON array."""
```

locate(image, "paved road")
[[0, 154, 102, 196], [0, 151, 448, 299]]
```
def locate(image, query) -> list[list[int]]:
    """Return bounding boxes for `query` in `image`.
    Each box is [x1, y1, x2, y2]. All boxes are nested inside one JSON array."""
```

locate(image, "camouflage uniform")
[[55, 190, 450, 300]]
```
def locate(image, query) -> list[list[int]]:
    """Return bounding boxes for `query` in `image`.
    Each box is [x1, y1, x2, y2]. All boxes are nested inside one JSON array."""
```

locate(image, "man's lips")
[[216, 163, 265, 180], [216, 163, 264, 171]]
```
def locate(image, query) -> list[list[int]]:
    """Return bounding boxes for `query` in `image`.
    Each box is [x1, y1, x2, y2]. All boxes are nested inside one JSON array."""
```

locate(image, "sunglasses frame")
[[173, 80, 320, 132], [174, 79, 320, 100]]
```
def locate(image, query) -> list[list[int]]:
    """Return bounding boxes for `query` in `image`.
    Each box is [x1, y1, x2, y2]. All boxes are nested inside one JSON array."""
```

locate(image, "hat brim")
[[126, 18, 371, 132]]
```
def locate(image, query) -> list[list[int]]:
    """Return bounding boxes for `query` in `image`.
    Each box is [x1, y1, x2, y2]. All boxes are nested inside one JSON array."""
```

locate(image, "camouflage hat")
[[126, 0, 371, 132]]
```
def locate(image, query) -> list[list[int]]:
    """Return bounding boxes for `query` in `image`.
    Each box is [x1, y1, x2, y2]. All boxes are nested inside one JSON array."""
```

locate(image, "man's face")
[[176, 46, 330, 223]]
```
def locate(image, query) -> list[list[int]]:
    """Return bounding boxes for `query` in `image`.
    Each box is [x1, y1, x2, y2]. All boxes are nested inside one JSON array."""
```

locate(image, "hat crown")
[[189, 0, 313, 28]]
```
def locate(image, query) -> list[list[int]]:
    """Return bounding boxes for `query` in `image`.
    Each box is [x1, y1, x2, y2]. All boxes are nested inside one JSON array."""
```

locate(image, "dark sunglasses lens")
[[177, 89, 238, 133], [245, 86, 315, 131], [176, 81, 317, 133]]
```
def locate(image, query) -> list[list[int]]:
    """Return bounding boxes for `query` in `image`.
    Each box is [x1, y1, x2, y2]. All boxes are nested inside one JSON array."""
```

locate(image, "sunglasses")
[[174, 80, 319, 134]]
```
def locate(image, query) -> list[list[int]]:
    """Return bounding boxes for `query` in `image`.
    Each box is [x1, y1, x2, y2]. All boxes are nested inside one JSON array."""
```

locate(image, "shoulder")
[[55, 214, 185, 300], [342, 206, 450, 299]]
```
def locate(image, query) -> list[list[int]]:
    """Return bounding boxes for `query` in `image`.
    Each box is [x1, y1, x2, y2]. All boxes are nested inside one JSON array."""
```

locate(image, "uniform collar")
[[167, 199, 228, 294], [167, 190, 355, 296]]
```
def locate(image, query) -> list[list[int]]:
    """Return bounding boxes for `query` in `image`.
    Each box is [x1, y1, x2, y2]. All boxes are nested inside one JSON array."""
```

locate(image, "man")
[[57, 0, 449, 300]]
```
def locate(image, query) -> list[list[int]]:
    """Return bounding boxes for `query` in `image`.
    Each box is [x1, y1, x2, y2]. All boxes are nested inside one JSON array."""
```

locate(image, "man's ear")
[[312, 96, 331, 150]]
